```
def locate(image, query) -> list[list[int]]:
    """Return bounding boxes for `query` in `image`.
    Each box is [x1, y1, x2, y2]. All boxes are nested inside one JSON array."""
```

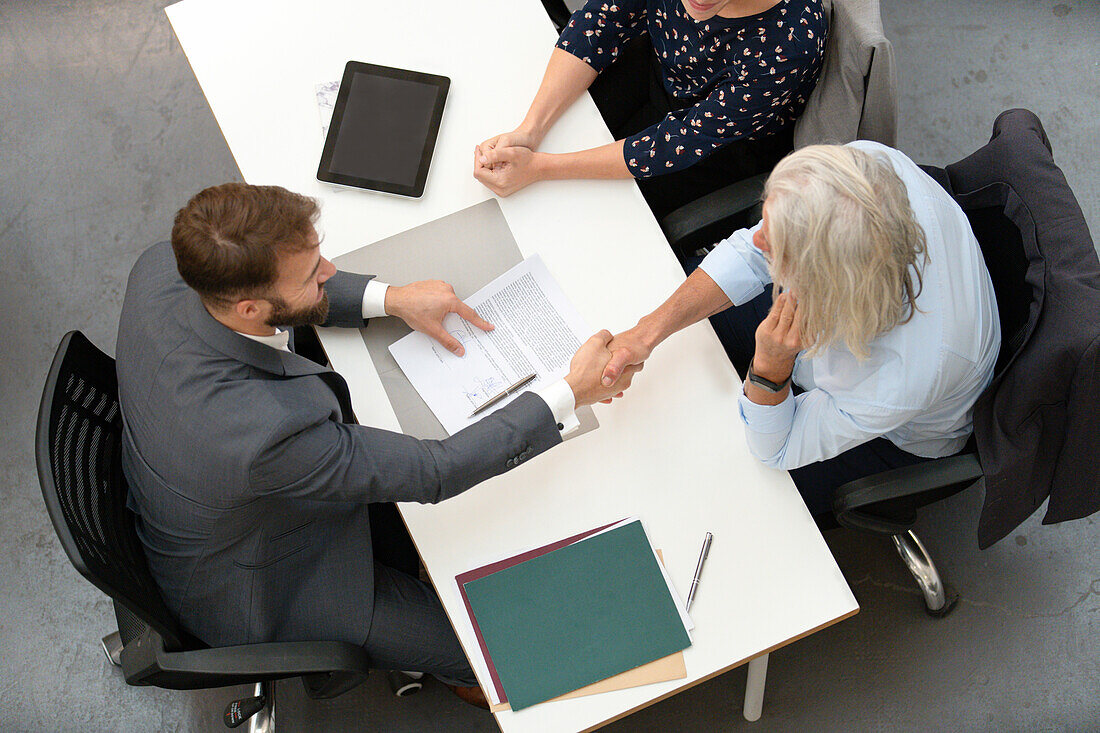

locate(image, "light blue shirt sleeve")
[[737, 387, 922, 470], [698, 223, 773, 306]]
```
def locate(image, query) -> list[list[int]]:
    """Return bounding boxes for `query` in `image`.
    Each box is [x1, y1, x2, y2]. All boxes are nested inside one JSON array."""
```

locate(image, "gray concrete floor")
[[1, 0, 1098, 731]]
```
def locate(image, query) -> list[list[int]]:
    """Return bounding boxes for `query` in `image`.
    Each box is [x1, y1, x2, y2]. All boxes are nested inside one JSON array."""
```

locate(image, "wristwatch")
[[746, 359, 791, 393]]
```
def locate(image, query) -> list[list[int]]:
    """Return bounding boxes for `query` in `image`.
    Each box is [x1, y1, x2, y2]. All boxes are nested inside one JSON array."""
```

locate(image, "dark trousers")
[[287, 332, 476, 686], [685, 259, 933, 525], [587, 37, 793, 223], [363, 505, 478, 687]]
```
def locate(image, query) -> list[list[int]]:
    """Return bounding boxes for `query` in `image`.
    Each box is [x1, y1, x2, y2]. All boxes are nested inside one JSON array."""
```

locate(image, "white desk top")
[[166, 1, 858, 730]]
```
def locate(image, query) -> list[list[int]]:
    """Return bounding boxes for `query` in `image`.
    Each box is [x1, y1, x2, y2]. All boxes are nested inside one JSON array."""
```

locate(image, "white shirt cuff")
[[361, 280, 390, 319], [534, 378, 581, 437]]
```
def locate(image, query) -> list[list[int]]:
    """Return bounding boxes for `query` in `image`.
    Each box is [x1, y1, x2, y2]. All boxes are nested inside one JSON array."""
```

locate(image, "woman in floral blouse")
[[474, 0, 827, 221]]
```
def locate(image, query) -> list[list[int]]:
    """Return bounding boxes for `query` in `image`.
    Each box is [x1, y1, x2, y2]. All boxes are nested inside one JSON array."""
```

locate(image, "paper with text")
[[389, 255, 589, 435]]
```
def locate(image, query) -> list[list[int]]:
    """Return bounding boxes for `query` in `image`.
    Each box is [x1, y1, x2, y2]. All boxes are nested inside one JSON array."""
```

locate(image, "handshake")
[[384, 279, 652, 411], [564, 328, 650, 409]]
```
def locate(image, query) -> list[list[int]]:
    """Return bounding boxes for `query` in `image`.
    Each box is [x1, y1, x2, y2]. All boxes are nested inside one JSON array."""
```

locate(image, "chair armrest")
[[541, 0, 572, 31], [659, 173, 768, 251], [832, 453, 983, 535], [121, 626, 371, 692]]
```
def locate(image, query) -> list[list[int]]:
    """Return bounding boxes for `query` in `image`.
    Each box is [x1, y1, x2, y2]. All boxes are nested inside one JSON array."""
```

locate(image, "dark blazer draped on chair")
[[932, 109, 1100, 548]]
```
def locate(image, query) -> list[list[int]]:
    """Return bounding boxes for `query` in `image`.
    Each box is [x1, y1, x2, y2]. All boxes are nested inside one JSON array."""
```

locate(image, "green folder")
[[462, 520, 691, 711]]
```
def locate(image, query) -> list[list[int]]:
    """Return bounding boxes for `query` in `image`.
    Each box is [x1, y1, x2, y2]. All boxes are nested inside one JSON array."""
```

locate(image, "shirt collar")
[[237, 328, 291, 352]]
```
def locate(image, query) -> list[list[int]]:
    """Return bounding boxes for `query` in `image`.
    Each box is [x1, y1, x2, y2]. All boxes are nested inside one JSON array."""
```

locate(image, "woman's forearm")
[[534, 140, 632, 180], [518, 48, 599, 145]]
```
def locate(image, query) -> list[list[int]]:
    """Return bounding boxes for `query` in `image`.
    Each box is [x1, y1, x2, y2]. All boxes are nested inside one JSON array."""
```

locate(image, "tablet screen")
[[318, 62, 450, 198], [329, 74, 439, 187]]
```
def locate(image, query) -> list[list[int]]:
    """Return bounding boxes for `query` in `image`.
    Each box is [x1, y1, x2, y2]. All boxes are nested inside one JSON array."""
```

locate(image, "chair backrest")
[[959, 198, 1033, 377], [793, 0, 898, 149], [541, 0, 572, 32], [35, 331, 195, 651], [916, 167, 1039, 380]]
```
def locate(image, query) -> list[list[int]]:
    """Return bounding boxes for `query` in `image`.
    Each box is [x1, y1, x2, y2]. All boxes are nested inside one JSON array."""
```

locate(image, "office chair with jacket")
[[663, 108, 1100, 617], [35, 331, 389, 732], [832, 108, 1100, 615]]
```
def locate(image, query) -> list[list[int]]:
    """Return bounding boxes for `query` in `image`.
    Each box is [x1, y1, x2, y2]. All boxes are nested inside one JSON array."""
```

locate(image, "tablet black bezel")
[[317, 61, 450, 198]]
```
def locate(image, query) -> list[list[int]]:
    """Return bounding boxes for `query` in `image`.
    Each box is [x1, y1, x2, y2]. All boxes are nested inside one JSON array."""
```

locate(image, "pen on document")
[[468, 372, 538, 418], [685, 532, 713, 613]]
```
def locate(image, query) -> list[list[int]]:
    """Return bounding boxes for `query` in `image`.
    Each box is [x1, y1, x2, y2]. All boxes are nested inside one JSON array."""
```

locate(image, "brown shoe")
[[447, 683, 490, 710]]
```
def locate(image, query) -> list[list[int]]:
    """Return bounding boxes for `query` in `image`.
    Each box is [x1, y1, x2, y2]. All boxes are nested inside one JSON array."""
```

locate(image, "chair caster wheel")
[[924, 583, 959, 618], [388, 670, 424, 696]]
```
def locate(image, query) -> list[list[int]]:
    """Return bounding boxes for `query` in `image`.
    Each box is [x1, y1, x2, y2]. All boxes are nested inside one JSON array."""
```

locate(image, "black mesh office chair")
[[35, 331, 376, 731]]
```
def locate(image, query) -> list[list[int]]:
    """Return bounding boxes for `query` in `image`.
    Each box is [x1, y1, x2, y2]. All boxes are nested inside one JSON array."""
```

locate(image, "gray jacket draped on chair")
[[793, 0, 898, 148]]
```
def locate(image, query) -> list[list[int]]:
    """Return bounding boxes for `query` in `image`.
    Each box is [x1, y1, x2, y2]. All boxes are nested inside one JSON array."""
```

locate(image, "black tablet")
[[317, 61, 450, 198]]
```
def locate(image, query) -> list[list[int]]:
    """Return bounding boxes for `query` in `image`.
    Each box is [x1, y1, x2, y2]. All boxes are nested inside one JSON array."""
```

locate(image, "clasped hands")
[[383, 280, 642, 409], [472, 128, 542, 198]]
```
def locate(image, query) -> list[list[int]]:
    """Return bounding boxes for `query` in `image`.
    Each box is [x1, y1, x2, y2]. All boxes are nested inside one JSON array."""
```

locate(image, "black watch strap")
[[746, 359, 791, 393]]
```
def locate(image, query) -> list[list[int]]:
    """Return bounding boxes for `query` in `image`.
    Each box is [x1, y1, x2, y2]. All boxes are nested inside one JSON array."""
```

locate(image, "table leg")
[[743, 653, 768, 721]]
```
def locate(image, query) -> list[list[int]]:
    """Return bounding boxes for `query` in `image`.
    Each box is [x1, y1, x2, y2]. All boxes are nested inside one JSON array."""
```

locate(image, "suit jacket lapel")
[[185, 293, 358, 423]]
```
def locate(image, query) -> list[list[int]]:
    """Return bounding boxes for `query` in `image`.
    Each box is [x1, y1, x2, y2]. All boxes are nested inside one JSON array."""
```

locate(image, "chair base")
[[102, 631, 123, 667], [388, 670, 424, 696], [891, 530, 959, 617], [247, 681, 275, 733], [224, 681, 275, 731]]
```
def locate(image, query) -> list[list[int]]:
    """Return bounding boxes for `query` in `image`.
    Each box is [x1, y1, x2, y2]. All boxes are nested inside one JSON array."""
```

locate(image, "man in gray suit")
[[116, 183, 639, 704]]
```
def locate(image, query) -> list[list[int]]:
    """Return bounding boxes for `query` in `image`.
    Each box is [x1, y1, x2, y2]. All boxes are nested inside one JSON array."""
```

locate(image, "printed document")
[[389, 255, 589, 435]]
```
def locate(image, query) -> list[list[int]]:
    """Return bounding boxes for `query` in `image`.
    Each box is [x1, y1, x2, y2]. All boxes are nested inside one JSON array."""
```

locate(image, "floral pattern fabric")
[[556, 0, 827, 178]]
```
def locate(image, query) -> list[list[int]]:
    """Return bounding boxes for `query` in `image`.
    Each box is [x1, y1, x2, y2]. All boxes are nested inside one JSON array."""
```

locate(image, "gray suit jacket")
[[116, 242, 562, 647], [793, 0, 898, 149]]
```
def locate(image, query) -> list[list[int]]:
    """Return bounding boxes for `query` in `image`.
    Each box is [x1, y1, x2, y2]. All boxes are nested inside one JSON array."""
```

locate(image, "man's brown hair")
[[171, 183, 320, 306]]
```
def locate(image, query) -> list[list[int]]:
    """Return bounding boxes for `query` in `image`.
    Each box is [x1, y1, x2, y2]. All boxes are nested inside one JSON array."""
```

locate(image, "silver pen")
[[685, 532, 713, 613], [468, 372, 538, 418]]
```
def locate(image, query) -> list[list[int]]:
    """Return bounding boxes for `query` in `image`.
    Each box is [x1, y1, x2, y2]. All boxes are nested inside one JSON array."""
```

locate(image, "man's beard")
[[265, 290, 330, 328]]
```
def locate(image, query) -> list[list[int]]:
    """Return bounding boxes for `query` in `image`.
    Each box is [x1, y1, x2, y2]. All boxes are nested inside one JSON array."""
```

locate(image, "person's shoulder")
[[846, 139, 906, 161], [130, 241, 176, 278], [789, 0, 828, 33], [846, 141, 939, 196], [118, 242, 193, 363], [124, 241, 189, 305]]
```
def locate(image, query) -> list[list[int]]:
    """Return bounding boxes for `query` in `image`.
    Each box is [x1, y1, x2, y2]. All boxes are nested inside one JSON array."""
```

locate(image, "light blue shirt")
[[698, 141, 1001, 469]]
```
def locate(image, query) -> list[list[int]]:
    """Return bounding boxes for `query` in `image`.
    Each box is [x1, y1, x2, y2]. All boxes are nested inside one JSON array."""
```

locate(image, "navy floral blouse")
[[556, 0, 827, 178]]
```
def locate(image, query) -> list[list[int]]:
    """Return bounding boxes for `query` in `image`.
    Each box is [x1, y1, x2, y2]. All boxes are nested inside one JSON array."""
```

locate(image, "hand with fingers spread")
[[565, 330, 644, 408], [473, 143, 541, 197], [384, 280, 493, 356], [748, 291, 803, 401]]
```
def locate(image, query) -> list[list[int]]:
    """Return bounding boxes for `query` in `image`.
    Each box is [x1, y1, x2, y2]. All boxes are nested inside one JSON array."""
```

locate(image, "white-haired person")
[[599, 142, 1001, 519]]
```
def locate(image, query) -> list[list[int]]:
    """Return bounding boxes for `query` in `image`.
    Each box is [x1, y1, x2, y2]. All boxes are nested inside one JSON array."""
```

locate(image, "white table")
[[165, 1, 859, 730]]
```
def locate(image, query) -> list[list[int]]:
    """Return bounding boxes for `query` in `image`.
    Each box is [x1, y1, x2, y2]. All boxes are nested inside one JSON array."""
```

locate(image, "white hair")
[[763, 144, 928, 359]]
